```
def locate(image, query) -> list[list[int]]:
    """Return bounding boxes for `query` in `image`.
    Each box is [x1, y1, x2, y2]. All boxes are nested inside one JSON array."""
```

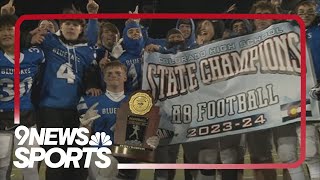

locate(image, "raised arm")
[[85, 0, 99, 46]]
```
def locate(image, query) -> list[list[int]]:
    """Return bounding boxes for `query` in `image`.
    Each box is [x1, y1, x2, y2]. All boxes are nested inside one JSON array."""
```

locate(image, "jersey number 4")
[[57, 63, 75, 84]]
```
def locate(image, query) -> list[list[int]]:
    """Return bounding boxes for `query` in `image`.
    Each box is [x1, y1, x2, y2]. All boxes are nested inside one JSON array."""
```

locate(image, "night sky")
[[1, 0, 299, 38]]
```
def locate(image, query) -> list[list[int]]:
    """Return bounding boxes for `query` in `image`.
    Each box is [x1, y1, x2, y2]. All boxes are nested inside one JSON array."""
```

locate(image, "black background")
[[0, 0, 300, 38]]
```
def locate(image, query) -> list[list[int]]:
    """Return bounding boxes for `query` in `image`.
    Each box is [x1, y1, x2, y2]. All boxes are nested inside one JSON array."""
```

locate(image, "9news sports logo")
[[14, 126, 112, 168]]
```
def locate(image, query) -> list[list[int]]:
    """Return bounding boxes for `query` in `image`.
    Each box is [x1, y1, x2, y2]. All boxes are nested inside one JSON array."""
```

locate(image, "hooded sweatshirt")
[[39, 32, 96, 109], [158, 28, 188, 54], [229, 19, 253, 38], [119, 21, 145, 94], [176, 19, 196, 49]]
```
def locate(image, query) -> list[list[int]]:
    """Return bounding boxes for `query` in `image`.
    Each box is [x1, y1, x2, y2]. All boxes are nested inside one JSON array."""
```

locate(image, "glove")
[[309, 83, 320, 100], [111, 38, 125, 59], [146, 136, 160, 149], [80, 102, 101, 127]]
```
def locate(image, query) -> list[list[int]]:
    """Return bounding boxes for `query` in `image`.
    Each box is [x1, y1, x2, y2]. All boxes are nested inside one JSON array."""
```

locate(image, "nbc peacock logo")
[[89, 132, 113, 146]]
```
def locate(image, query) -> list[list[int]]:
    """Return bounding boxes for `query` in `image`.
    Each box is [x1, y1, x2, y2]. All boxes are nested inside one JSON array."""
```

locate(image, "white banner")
[[142, 22, 320, 145]]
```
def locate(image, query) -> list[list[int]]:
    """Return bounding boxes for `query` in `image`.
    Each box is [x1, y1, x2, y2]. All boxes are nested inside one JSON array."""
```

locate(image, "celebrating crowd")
[[0, 0, 320, 180]]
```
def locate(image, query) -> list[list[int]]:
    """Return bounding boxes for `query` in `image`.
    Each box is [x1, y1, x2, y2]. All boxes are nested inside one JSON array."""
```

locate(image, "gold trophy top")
[[129, 92, 153, 115]]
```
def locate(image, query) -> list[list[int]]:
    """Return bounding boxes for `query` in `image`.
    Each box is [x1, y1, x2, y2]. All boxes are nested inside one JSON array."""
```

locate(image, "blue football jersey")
[[119, 54, 143, 95], [0, 47, 44, 111], [39, 33, 96, 109], [307, 23, 320, 81], [77, 93, 128, 143], [120, 21, 145, 95]]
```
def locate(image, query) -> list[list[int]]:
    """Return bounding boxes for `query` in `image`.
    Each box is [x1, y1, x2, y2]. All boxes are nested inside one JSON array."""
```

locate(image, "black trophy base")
[[111, 145, 155, 162]]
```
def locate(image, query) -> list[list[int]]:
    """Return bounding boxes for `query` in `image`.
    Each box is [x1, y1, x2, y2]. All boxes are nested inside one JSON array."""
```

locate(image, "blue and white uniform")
[[176, 19, 197, 49], [78, 92, 131, 180], [0, 47, 44, 112], [0, 47, 44, 180], [38, 33, 96, 109], [119, 21, 145, 95], [78, 92, 128, 143]]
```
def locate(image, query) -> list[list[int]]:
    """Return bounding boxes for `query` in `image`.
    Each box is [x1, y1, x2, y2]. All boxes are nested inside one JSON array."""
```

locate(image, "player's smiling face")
[[60, 21, 82, 41], [198, 20, 215, 43], [104, 67, 127, 87], [0, 25, 14, 49], [101, 28, 118, 48], [178, 23, 191, 39], [127, 28, 142, 40], [297, 5, 316, 27]]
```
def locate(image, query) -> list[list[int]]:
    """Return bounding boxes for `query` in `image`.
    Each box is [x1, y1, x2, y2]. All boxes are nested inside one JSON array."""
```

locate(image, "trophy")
[[111, 90, 160, 162]]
